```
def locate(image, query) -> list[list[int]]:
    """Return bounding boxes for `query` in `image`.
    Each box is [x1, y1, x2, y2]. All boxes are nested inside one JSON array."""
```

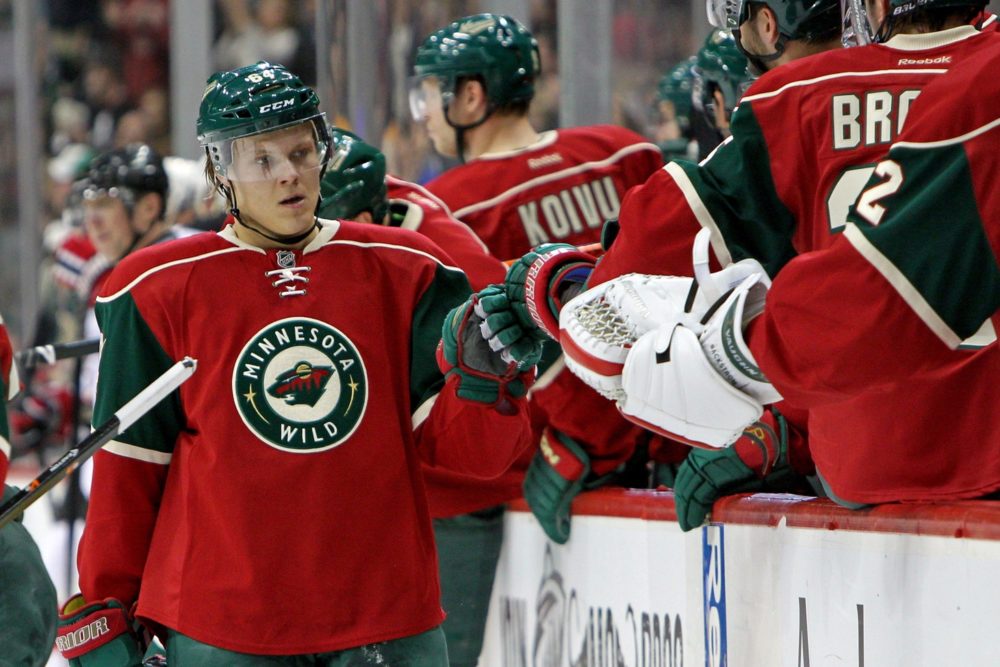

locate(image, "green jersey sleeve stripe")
[[844, 223, 963, 348]]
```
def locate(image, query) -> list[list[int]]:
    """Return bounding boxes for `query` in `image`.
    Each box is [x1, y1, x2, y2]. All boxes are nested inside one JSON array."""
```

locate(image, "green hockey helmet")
[[317, 128, 389, 223], [657, 57, 697, 134], [694, 29, 752, 126], [411, 13, 540, 117], [197, 61, 330, 179]]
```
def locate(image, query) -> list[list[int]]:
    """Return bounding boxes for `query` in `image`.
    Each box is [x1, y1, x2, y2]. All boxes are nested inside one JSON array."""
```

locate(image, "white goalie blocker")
[[559, 229, 782, 448]]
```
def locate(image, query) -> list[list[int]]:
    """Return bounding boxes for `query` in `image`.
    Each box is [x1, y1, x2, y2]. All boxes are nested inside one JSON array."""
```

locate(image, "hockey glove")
[[438, 287, 540, 407], [505, 243, 597, 340], [523, 429, 601, 544], [673, 409, 798, 531], [56, 595, 145, 667]]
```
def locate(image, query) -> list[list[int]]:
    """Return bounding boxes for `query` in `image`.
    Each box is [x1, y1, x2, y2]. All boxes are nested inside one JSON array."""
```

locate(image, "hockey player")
[[56, 62, 540, 664], [0, 312, 59, 666], [411, 13, 664, 261], [654, 57, 697, 162], [514, 0, 998, 529], [609, 40, 1000, 519], [410, 15, 664, 664], [690, 29, 753, 157]]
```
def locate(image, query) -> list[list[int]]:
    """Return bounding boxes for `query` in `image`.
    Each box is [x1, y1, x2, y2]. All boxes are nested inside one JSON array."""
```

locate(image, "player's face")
[[226, 124, 323, 238], [417, 78, 458, 157], [83, 195, 134, 261], [656, 100, 682, 141]]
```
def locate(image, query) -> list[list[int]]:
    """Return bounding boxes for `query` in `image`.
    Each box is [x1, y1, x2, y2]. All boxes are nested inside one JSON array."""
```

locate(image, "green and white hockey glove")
[[522, 429, 615, 545], [56, 594, 145, 667], [673, 409, 799, 531], [505, 243, 597, 340], [438, 287, 541, 408]]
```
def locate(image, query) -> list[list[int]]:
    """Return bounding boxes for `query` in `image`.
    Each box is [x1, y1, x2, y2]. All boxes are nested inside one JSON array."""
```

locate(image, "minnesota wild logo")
[[233, 317, 368, 452]]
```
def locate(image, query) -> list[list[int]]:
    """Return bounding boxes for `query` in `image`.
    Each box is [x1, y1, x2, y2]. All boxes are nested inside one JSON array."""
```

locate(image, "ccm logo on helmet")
[[260, 99, 295, 114]]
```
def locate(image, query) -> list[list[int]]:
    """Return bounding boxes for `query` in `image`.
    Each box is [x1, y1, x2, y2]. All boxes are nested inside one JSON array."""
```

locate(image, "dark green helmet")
[[695, 29, 752, 120], [83, 143, 168, 209], [657, 57, 697, 133], [317, 128, 388, 223], [708, 0, 841, 43], [197, 61, 330, 177], [413, 13, 540, 107]]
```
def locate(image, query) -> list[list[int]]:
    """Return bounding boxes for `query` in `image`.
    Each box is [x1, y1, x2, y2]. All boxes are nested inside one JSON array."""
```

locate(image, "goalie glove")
[[438, 286, 541, 409], [505, 243, 597, 340], [618, 270, 781, 448], [673, 408, 803, 531], [559, 228, 770, 407], [56, 594, 145, 667], [522, 429, 596, 544]]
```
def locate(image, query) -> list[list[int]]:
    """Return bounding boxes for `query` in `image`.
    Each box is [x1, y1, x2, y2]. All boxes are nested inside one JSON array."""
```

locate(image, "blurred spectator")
[[214, 0, 315, 82], [81, 59, 131, 151], [100, 0, 170, 104]]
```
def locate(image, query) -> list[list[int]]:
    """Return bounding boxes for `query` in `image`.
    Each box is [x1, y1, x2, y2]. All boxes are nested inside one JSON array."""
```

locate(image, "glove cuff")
[[518, 246, 596, 339], [57, 594, 142, 661], [539, 428, 591, 483], [732, 409, 785, 477]]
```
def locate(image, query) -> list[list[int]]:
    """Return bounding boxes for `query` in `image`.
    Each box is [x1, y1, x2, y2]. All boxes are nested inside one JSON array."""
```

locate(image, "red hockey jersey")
[[385, 175, 505, 290], [590, 25, 1000, 503], [79, 221, 532, 654], [749, 40, 1000, 490], [0, 314, 16, 483], [426, 125, 663, 261]]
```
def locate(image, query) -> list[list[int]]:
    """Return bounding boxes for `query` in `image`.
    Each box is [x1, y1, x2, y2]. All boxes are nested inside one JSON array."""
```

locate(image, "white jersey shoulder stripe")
[[325, 239, 465, 275], [104, 439, 173, 465], [844, 223, 961, 347], [664, 162, 734, 267], [97, 246, 250, 303], [892, 115, 1000, 150], [739, 68, 947, 105], [454, 142, 661, 218], [0, 434, 10, 459]]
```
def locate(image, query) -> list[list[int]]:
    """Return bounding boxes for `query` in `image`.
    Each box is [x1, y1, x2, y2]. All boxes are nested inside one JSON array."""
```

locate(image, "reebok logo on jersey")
[[528, 153, 564, 170], [234, 317, 368, 452], [898, 56, 951, 65]]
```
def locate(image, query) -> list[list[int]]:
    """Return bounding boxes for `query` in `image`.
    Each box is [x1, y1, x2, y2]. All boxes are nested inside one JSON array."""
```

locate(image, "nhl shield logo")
[[233, 317, 368, 452]]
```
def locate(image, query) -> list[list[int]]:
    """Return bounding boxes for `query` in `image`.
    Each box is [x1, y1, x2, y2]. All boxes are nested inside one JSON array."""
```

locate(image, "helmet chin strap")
[[224, 183, 318, 246], [735, 29, 786, 76], [443, 98, 495, 165]]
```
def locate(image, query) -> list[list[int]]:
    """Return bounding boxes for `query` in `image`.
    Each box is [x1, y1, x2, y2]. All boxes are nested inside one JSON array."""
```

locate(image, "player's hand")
[[673, 409, 793, 531], [523, 429, 591, 544], [438, 287, 540, 407], [56, 594, 145, 666], [504, 243, 597, 340]]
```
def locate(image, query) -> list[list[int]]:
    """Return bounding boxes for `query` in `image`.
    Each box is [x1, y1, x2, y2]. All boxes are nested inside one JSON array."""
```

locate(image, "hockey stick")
[[502, 242, 604, 267], [0, 356, 197, 530], [14, 337, 101, 369]]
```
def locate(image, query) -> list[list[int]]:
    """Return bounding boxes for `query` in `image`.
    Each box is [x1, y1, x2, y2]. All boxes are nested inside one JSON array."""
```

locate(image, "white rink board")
[[479, 492, 1000, 666]]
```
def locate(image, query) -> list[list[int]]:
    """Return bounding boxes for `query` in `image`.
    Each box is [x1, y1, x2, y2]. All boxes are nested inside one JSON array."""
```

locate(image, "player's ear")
[[458, 78, 488, 111], [758, 5, 781, 47]]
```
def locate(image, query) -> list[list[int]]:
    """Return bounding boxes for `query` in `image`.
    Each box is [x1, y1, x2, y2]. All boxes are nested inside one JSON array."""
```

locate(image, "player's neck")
[[464, 114, 540, 159], [775, 37, 842, 67]]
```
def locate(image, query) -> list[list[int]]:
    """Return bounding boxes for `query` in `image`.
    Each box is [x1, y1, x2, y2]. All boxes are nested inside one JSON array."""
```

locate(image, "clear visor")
[[208, 117, 329, 183], [841, 0, 873, 46], [408, 76, 444, 122], [706, 0, 744, 29]]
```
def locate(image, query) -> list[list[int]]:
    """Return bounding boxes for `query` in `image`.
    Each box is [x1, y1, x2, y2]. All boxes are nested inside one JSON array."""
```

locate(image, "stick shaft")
[[0, 357, 197, 529]]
